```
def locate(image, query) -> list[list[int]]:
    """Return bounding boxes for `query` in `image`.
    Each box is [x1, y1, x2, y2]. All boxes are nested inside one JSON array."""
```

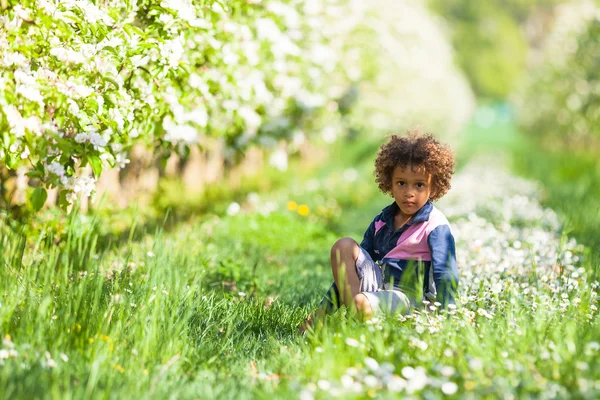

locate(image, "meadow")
[[1, 125, 599, 399]]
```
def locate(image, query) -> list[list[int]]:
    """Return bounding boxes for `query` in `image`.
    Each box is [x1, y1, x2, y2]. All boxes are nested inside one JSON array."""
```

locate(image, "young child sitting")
[[301, 130, 458, 331]]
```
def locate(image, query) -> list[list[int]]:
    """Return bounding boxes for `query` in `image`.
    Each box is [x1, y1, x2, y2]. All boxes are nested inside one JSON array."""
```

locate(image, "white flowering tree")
[[515, 0, 600, 149], [0, 0, 349, 211], [0, 0, 473, 213], [323, 0, 475, 142]]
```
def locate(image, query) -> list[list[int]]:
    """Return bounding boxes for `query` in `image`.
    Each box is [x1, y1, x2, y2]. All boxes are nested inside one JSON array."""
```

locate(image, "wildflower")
[[297, 204, 310, 216], [406, 367, 428, 393], [585, 342, 600, 356], [401, 366, 415, 379], [387, 375, 407, 392], [345, 338, 359, 348], [227, 202, 241, 216], [3, 335, 14, 348], [299, 390, 314, 400], [364, 375, 378, 388], [340, 375, 353, 388], [441, 381, 458, 395], [287, 201, 298, 211], [364, 357, 379, 372], [317, 379, 331, 391], [469, 358, 483, 370]]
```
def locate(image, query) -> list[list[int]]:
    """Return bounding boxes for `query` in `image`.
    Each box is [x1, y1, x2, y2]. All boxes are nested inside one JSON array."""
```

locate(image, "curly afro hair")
[[374, 130, 455, 201]]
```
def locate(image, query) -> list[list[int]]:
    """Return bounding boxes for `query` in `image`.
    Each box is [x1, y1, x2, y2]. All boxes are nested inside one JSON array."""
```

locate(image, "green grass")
[[513, 143, 600, 262], [1, 130, 599, 398], [458, 111, 600, 271]]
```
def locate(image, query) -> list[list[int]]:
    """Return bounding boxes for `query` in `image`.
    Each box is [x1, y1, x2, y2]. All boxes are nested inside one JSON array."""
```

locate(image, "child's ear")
[[429, 185, 437, 200]]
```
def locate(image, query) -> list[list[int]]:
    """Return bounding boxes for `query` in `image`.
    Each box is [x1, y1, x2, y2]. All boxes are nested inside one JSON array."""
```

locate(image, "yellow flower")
[[89, 337, 95, 344], [287, 201, 298, 211], [114, 364, 125, 374], [297, 204, 310, 216]]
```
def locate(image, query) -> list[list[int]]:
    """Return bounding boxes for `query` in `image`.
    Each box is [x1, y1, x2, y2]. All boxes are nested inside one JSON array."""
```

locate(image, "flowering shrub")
[[0, 0, 473, 211], [326, 0, 475, 141], [515, 0, 600, 149]]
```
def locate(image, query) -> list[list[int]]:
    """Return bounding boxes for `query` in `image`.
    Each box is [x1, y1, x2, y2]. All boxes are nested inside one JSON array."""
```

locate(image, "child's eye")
[[416, 183, 425, 188], [398, 181, 405, 186]]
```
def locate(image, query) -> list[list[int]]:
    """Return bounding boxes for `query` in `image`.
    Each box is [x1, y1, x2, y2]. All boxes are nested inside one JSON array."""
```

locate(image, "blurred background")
[[1, 0, 599, 253]]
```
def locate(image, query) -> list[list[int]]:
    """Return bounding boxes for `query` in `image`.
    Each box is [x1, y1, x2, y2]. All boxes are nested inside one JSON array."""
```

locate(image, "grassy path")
[[1, 141, 599, 399]]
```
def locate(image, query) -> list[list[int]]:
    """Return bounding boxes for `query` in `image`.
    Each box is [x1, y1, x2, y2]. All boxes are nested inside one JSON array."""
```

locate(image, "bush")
[[514, 1, 600, 150]]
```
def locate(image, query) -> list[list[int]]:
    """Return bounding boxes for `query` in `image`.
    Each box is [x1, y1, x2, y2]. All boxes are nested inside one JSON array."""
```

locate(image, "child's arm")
[[427, 225, 459, 306]]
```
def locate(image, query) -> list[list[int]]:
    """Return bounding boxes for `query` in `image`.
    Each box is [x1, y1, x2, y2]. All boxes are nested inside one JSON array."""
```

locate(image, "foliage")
[[332, 0, 475, 141], [513, 142, 600, 264], [428, 0, 560, 100], [0, 0, 353, 210], [1, 149, 599, 398], [515, 0, 600, 150], [0, 0, 474, 214]]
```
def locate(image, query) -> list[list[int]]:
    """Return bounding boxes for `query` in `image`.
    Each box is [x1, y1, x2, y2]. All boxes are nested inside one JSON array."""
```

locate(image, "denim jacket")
[[361, 200, 459, 305]]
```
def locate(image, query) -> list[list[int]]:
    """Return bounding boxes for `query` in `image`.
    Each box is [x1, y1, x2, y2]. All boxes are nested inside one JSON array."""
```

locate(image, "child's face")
[[391, 164, 433, 216]]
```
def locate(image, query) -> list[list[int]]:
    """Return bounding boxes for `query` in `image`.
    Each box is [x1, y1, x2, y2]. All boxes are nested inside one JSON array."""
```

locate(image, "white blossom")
[[50, 47, 87, 64], [441, 382, 458, 395], [269, 149, 288, 171], [47, 162, 66, 177], [115, 153, 130, 170], [162, 117, 199, 145], [227, 202, 241, 216]]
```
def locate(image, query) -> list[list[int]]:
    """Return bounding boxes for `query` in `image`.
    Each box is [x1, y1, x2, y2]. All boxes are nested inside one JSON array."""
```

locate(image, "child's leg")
[[354, 293, 373, 320], [299, 238, 380, 333], [330, 237, 362, 309]]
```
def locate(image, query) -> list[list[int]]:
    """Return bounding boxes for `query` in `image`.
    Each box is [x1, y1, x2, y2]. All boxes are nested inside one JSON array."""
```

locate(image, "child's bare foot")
[[298, 314, 314, 334], [298, 309, 326, 334]]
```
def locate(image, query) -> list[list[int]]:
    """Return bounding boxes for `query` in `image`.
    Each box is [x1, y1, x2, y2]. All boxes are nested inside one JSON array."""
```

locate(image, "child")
[[301, 130, 458, 331]]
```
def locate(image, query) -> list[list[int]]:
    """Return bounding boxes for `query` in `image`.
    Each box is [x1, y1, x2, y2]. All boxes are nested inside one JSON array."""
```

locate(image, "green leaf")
[[26, 169, 44, 179], [88, 154, 103, 177], [103, 76, 120, 89], [31, 187, 48, 211], [125, 24, 146, 38], [58, 190, 70, 212]]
